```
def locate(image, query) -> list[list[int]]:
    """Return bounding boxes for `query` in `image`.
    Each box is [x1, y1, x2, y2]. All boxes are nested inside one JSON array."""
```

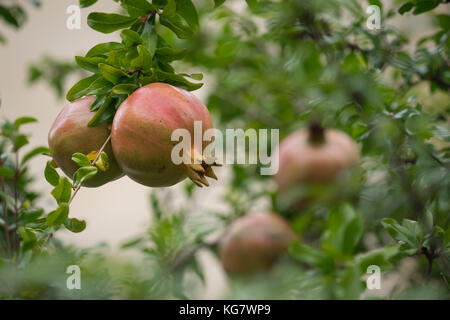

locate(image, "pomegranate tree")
[[219, 213, 297, 275], [111, 82, 219, 188], [48, 96, 123, 187]]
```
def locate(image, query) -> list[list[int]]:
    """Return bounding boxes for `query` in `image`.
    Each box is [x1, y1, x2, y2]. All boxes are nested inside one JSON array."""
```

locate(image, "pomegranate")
[[111, 83, 219, 188], [275, 123, 359, 191], [219, 213, 297, 275], [48, 96, 123, 187]]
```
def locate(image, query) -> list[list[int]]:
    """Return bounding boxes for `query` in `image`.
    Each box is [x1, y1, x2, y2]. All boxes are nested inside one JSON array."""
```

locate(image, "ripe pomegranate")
[[219, 213, 297, 275], [48, 96, 123, 187], [111, 82, 219, 188], [275, 123, 359, 191]]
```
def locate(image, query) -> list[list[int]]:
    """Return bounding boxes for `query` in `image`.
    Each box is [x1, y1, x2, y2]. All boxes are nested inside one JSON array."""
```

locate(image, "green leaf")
[[83, 76, 114, 96], [87, 12, 138, 33], [14, 116, 37, 129], [46, 203, 70, 227], [80, 0, 98, 8], [156, 47, 187, 62], [322, 204, 363, 255], [86, 42, 123, 57], [368, 0, 382, 10], [18, 226, 37, 244], [131, 45, 152, 69], [120, 29, 142, 47], [141, 22, 158, 56], [179, 72, 203, 80], [51, 177, 72, 204], [89, 95, 106, 112], [289, 242, 334, 269], [64, 218, 86, 233], [156, 70, 202, 91], [412, 1, 440, 15], [66, 74, 100, 101], [164, 0, 177, 17], [160, 13, 194, 39], [88, 95, 113, 127], [44, 161, 60, 186], [72, 153, 91, 167], [20, 208, 45, 224], [0, 5, 21, 28], [432, 125, 450, 142], [355, 248, 394, 273], [398, 2, 413, 14], [0, 166, 14, 178], [73, 166, 98, 186], [98, 63, 129, 84], [75, 56, 105, 73], [121, 0, 156, 17], [21, 146, 52, 166], [112, 83, 138, 95], [381, 218, 423, 251], [175, 0, 199, 29], [14, 134, 29, 150], [213, 0, 226, 8]]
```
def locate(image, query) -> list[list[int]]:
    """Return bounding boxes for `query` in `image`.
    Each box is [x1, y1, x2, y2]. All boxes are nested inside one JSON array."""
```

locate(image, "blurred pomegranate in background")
[[219, 212, 297, 275]]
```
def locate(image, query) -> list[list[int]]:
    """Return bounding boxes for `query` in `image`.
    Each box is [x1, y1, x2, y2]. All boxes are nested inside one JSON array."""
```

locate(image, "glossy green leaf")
[[18, 226, 37, 244], [160, 14, 194, 39], [72, 153, 91, 167], [44, 161, 60, 186], [175, 0, 199, 29], [46, 202, 70, 227], [156, 47, 187, 62], [0, 166, 14, 178], [141, 21, 158, 56], [21, 146, 52, 166], [73, 166, 98, 186], [14, 116, 37, 129], [112, 83, 138, 95], [156, 70, 202, 91], [214, 0, 226, 8], [398, 2, 413, 14], [66, 74, 100, 101], [131, 45, 152, 69], [51, 177, 72, 204], [64, 218, 87, 233], [86, 42, 124, 57], [87, 12, 138, 33], [75, 56, 105, 73], [120, 29, 142, 47], [80, 0, 98, 8], [88, 95, 113, 127], [121, 0, 156, 17], [98, 63, 129, 84]]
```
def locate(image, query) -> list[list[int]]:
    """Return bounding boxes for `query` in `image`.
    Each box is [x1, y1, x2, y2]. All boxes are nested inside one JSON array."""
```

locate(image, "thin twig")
[[0, 175, 11, 258], [13, 150, 20, 254]]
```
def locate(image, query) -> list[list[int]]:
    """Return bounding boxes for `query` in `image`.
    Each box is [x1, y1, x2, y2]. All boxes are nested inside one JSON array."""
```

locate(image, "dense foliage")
[[0, 0, 449, 299]]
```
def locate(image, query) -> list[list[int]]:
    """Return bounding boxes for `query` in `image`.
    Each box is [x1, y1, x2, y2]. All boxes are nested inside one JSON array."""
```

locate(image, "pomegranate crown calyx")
[[184, 149, 221, 187]]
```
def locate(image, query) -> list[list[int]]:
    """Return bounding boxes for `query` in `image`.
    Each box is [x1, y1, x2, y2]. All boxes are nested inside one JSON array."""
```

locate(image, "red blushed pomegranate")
[[275, 123, 360, 191], [219, 213, 297, 275], [48, 96, 124, 187], [111, 83, 219, 188]]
